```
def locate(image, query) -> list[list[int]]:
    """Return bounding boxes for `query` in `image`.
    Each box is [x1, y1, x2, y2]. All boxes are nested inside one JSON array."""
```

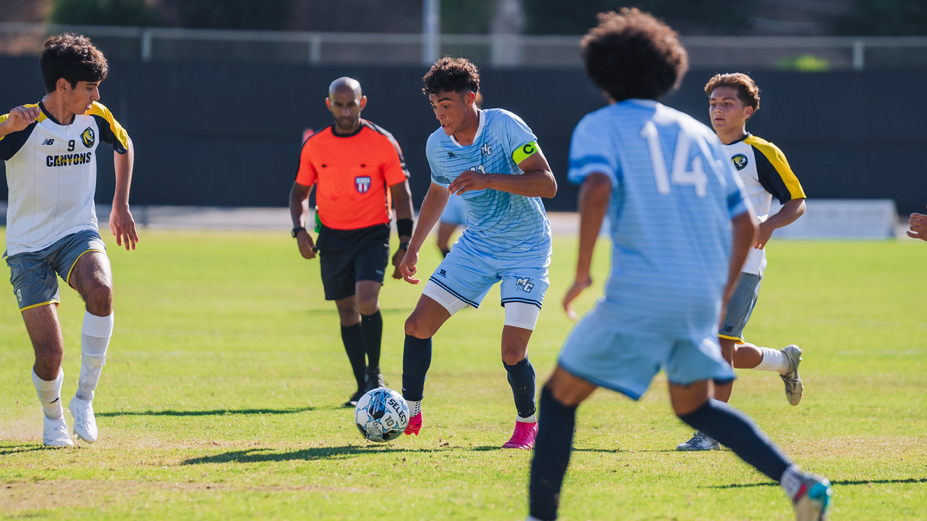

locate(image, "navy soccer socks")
[[504, 357, 537, 418], [678, 398, 790, 481], [401, 334, 432, 402], [360, 310, 383, 368], [340, 323, 366, 392], [528, 386, 576, 521]]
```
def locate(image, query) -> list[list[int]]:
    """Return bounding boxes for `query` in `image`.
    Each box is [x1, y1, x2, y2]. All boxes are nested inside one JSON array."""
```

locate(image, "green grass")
[[1, 230, 925, 520]]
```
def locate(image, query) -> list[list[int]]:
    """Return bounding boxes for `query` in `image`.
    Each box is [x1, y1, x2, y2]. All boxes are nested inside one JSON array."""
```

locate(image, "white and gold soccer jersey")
[[0, 101, 129, 256], [723, 134, 805, 276]]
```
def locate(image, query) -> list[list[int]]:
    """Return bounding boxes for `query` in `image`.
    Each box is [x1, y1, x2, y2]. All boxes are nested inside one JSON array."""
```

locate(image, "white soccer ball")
[[354, 388, 409, 443]]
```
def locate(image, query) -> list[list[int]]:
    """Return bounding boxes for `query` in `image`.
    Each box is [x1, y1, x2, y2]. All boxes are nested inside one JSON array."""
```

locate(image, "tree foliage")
[[831, 0, 927, 36], [49, 0, 160, 27], [523, 0, 756, 36]]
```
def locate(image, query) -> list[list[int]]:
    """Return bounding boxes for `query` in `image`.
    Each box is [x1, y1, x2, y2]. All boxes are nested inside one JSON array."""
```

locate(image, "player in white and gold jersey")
[[677, 72, 808, 452], [0, 33, 138, 447]]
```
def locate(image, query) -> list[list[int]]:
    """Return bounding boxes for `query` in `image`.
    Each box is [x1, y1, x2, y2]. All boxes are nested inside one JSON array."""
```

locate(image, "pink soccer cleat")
[[502, 421, 538, 449], [404, 411, 423, 436]]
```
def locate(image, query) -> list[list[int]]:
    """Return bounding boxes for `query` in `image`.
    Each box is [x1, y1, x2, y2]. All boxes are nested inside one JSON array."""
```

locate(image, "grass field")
[[1, 229, 925, 520]]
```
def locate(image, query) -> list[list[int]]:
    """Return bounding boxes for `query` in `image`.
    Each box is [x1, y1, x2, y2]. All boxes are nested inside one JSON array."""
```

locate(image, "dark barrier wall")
[[1, 57, 925, 214]]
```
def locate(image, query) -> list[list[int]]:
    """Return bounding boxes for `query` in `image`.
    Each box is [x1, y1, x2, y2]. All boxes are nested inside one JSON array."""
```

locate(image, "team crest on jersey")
[[355, 176, 372, 194], [731, 153, 748, 171], [515, 277, 535, 293], [80, 127, 95, 148], [480, 143, 492, 156]]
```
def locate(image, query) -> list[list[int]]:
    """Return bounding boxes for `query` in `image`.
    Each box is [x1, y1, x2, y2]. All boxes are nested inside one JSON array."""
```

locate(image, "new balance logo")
[[447, 152, 456, 158], [438, 269, 447, 277], [41, 138, 54, 145]]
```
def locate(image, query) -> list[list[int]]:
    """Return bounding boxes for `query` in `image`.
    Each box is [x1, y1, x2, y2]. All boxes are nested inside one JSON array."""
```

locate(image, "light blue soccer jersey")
[[568, 99, 750, 338], [426, 109, 551, 257]]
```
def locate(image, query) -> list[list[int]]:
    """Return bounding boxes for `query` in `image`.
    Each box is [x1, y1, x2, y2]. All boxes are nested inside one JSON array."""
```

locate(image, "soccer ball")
[[354, 388, 409, 443]]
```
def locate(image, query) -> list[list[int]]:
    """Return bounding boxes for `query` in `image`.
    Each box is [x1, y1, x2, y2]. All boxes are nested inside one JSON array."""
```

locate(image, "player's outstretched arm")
[[289, 182, 317, 259], [754, 197, 805, 249], [448, 149, 557, 198], [110, 137, 139, 251], [723, 211, 759, 311], [908, 207, 927, 242], [563, 173, 611, 321], [399, 182, 449, 284], [0, 105, 41, 138]]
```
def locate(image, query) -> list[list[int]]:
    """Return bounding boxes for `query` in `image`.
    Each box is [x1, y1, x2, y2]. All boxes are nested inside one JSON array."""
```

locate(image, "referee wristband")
[[398, 242, 410, 250], [397, 218, 414, 239]]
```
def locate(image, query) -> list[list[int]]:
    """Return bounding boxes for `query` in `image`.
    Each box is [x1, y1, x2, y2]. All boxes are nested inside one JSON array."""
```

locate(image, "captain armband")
[[511, 141, 540, 164], [397, 218, 414, 238]]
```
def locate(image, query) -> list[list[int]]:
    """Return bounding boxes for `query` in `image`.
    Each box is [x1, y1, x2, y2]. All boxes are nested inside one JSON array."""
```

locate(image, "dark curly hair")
[[704, 73, 761, 114], [422, 57, 480, 96], [581, 9, 688, 102], [40, 33, 109, 93]]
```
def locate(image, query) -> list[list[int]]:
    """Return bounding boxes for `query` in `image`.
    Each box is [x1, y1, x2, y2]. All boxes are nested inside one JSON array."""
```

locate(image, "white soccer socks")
[[32, 367, 65, 420], [76, 311, 114, 401], [746, 342, 791, 375]]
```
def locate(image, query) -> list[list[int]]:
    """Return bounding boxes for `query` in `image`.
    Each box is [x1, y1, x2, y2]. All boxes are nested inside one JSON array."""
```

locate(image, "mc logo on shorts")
[[516, 277, 535, 292], [355, 176, 372, 194]]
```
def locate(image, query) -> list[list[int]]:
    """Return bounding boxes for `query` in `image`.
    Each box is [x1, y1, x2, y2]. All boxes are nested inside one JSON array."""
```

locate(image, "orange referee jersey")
[[295, 120, 409, 230]]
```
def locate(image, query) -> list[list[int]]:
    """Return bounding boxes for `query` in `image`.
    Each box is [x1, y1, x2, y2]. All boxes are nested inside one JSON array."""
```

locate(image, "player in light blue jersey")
[[527, 9, 832, 521], [398, 57, 557, 450]]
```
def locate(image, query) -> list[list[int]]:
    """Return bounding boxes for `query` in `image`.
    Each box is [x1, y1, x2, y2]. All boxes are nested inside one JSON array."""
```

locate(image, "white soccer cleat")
[[675, 431, 720, 451], [69, 396, 98, 443], [781, 345, 804, 406], [43, 415, 74, 447], [792, 473, 833, 521]]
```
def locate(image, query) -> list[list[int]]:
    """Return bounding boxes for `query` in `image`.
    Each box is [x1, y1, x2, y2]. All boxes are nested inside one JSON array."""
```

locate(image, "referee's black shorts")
[[317, 223, 390, 301]]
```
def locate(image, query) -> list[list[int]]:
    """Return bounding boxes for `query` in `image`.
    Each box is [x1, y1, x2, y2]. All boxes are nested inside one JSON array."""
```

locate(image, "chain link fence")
[[2, 22, 927, 70]]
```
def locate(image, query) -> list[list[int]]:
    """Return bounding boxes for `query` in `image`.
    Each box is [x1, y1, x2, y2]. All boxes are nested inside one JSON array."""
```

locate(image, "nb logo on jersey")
[[355, 176, 372, 194], [41, 138, 54, 146], [437, 269, 447, 277], [515, 277, 535, 293], [480, 143, 492, 156], [447, 152, 456, 158], [731, 154, 748, 171], [80, 127, 95, 148]]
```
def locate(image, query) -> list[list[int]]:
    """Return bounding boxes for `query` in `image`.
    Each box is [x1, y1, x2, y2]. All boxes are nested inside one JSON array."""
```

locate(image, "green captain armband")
[[512, 141, 540, 164]]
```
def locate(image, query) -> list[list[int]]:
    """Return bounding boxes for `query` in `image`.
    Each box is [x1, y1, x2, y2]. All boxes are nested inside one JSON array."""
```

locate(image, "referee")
[[289, 77, 414, 407]]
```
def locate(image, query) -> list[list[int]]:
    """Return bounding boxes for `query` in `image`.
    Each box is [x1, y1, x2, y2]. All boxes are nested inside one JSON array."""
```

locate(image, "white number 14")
[[640, 121, 708, 197]]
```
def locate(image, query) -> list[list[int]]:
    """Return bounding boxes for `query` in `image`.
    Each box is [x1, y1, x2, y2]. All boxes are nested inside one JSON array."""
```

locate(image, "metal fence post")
[[853, 39, 865, 71], [141, 28, 152, 62]]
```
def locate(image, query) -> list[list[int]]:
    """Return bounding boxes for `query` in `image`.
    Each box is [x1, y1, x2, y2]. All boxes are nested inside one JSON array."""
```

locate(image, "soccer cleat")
[[404, 411, 423, 436], [675, 431, 720, 451], [364, 367, 386, 393], [69, 396, 98, 443], [502, 421, 538, 449], [343, 390, 365, 408], [791, 473, 833, 521], [43, 415, 74, 448], [781, 345, 804, 406]]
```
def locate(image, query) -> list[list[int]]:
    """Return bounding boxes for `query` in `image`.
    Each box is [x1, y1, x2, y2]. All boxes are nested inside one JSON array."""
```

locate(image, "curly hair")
[[704, 73, 761, 113], [581, 9, 688, 102], [40, 33, 109, 93], [422, 57, 480, 96]]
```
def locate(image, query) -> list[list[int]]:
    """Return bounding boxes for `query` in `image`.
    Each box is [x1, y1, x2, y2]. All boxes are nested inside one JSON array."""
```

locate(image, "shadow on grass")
[[0, 444, 53, 456], [709, 477, 927, 489], [183, 444, 501, 465], [96, 407, 314, 418]]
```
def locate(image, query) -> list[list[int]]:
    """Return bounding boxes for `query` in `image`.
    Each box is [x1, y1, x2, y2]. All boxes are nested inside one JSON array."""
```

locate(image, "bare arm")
[[109, 137, 139, 251], [907, 207, 927, 242], [288, 181, 317, 259], [388, 179, 415, 279], [0, 105, 41, 138], [724, 211, 759, 309], [447, 148, 557, 198], [755, 198, 805, 249], [399, 182, 450, 284], [562, 173, 611, 320]]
